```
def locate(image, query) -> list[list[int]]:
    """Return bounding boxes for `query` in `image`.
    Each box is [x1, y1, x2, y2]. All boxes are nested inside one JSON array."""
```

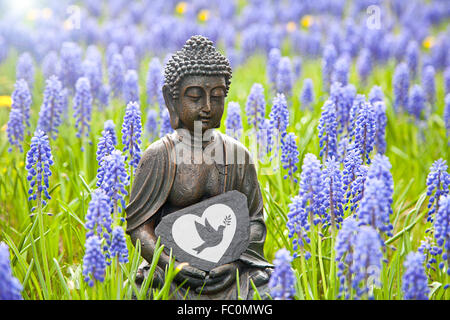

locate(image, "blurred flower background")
[[0, 0, 449, 300]]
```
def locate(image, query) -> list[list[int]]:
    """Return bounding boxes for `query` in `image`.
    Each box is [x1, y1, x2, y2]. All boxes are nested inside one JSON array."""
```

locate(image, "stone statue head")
[[163, 35, 232, 132]]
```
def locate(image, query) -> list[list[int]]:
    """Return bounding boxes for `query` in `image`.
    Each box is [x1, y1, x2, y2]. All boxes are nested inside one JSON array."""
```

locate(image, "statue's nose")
[[202, 95, 211, 113]]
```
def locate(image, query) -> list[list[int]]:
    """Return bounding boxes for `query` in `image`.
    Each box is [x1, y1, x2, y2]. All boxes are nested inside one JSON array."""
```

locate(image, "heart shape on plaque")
[[172, 204, 236, 263], [155, 191, 250, 271]]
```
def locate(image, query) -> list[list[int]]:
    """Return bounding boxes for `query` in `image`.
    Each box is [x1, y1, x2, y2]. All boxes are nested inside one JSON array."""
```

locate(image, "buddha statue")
[[125, 35, 273, 300]]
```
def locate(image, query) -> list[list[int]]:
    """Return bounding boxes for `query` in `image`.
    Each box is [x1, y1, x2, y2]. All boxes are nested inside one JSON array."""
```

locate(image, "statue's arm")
[[129, 219, 171, 269], [129, 218, 209, 288]]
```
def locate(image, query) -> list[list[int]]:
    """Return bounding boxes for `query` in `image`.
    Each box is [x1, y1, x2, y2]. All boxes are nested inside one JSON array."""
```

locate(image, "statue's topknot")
[[164, 35, 232, 99]]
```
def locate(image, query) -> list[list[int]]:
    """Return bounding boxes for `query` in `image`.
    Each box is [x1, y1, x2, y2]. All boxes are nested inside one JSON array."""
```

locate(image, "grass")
[[0, 42, 449, 300]]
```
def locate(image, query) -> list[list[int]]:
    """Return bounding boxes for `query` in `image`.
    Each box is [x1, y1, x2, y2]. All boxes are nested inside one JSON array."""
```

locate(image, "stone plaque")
[[155, 190, 250, 271]]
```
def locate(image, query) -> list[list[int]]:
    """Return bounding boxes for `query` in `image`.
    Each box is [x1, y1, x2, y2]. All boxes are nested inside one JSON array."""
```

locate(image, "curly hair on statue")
[[164, 35, 233, 100]]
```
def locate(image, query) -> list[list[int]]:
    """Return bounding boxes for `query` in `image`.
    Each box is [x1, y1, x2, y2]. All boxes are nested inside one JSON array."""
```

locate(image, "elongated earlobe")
[[163, 84, 180, 129]]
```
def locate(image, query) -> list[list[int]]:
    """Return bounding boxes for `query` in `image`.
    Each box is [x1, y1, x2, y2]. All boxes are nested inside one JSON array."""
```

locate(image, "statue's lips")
[[199, 115, 212, 122]]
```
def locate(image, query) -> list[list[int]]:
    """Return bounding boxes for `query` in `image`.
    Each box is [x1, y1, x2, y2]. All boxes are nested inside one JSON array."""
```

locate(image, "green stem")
[[328, 228, 336, 299], [299, 253, 311, 300], [309, 222, 319, 299], [317, 231, 328, 297], [116, 258, 122, 300], [37, 192, 52, 297]]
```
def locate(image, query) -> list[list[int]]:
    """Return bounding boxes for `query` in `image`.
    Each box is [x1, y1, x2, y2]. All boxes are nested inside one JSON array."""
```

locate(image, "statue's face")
[[175, 75, 226, 132]]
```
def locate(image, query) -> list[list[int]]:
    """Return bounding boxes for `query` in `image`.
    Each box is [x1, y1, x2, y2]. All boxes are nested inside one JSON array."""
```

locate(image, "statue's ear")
[[162, 84, 180, 129]]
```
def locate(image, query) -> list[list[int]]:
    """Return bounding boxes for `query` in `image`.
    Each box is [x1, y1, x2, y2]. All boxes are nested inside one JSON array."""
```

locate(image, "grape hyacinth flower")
[[318, 100, 338, 160], [60, 88, 69, 119], [349, 165, 369, 213], [335, 217, 359, 299], [11, 79, 32, 130], [85, 189, 113, 250], [106, 43, 119, 67], [276, 57, 293, 97], [145, 109, 159, 142], [330, 82, 356, 135], [110, 226, 129, 263], [300, 79, 314, 110], [407, 84, 427, 121], [357, 177, 394, 237], [225, 102, 243, 140], [268, 249, 296, 300], [37, 76, 64, 140], [82, 235, 106, 287], [406, 41, 419, 79], [122, 46, 137, 71], [98, 84, 110, 110], [267, 48, 281, 89], [287, 195, 311, 260], [434, 195, 450, 276], [322, 44, 338, 91], [41, 51, 60, 80], [426, 159, 450, 222], [445, 94, 450, 138], [356, 48, 372, 83], [96, 121, 117, 187], [321, 157, 344, 230], [373, 101, 387, 154], [73, 77, 93, 142], [402, 252, 429, 300], [348, 94, 365, 141], [366, 154, 394, 216], [337, 136, 350, 163], [0, 243, 23, 300], [0, 36, 6, 63], [393, 62, 410, 112], [422, 65, 436, 107], [255, 118, 272, 160], [100, 149, 129, 215], [445, 68, 450, 96], [353, 100, 376, 164], [16, 52, 35, 89], [245, 83, 266, 130], [123, 69, 140, 105], [6, 108, 24, 152], [146, 58, 164, 110], [293, 56, 302, 81], [108, 53, 125, 99], [121, 101, 142, 170], [25, 130, 54, 212], [159, 109, 173, 138], [281, 132, 299, 182], [351, 226, 382, 299], [268, 93, 289, 153], [332, 55, 350, 86], [298, 153, 324, 226], [59, 42, 83, 91], [82, 59, 102, 102], [343, 146, 362, 204], [418, 236, 440, 270], [368, 86, 384, 105], [104, 119, 118, 146]]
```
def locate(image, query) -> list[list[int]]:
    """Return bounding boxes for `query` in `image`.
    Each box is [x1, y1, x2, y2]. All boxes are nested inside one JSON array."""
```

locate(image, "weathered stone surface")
[[155, 190, 250, 271]]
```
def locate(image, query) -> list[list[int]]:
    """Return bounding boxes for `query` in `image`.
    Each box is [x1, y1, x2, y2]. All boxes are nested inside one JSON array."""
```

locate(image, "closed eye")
[[188, 95, 201, 102]]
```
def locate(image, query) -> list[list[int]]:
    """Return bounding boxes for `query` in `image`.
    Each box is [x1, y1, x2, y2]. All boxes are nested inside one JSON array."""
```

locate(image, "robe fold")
[[125, 131, 273, 299]]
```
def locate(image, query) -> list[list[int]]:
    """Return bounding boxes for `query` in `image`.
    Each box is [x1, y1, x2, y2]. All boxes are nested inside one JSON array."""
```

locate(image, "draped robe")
[[125, 131, 273, 299]]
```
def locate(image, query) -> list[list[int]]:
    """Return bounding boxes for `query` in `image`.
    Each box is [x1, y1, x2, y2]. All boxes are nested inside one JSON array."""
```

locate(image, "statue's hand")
[[174, 262, 207, 289], [195, 262, 239, 294]]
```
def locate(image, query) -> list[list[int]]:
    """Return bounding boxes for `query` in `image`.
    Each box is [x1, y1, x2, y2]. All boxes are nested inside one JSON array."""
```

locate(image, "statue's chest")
[[168, 162, 223, 208]]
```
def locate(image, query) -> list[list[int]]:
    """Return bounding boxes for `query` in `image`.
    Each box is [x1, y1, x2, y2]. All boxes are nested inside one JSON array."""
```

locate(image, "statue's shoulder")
[[140, 133, 177, 165], [218, 132, 255, 164]]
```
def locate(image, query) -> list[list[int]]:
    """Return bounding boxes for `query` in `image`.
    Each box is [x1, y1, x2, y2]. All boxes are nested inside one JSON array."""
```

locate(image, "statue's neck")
[[174, 128, 217, 149]]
